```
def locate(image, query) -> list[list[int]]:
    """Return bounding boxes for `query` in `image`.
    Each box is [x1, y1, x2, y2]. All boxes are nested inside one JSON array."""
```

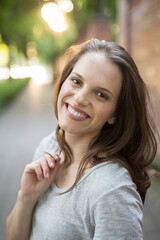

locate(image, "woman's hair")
[[52, 39, 159, 203]]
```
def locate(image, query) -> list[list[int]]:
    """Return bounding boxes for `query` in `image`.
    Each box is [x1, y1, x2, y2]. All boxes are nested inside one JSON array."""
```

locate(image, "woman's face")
[[57, 52, 122, 138]]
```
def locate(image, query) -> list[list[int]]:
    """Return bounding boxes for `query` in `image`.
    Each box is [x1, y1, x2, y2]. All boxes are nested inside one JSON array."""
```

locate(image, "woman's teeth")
[[68, 105, 87, 118]]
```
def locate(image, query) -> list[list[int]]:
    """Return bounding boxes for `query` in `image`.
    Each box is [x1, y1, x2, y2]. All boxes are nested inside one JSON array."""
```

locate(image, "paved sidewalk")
[[0, 81, 57, 239], [0, 80, 160, 240]]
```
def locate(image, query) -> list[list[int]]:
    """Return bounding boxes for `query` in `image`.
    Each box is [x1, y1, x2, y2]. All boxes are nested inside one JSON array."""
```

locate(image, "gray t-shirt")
[[30, 131, 143, 240]]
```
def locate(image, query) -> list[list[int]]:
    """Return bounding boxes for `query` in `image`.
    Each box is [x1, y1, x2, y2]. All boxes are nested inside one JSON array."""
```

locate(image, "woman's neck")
[[64, 132, 97, 165], [55, 131, 99, 189]]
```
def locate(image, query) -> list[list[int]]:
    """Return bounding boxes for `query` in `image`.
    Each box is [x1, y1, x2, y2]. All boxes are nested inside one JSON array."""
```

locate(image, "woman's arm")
[[6, 190, 37, 240], [6, 153, 61, 240]]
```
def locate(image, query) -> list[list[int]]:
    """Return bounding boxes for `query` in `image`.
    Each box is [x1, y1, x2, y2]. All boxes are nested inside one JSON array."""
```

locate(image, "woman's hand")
[[20, 153, 61, 203]]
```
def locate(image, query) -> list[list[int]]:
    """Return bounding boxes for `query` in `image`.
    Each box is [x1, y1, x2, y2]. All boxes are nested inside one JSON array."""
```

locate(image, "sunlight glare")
[[41, 3, 67, 32], [10, 65, 51, 85], [0, 67, 10, 80], [58, 0, 74, 12]]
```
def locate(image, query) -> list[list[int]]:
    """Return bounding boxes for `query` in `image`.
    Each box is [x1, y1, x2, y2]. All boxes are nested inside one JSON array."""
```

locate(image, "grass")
[[0, 78, 30, 112]]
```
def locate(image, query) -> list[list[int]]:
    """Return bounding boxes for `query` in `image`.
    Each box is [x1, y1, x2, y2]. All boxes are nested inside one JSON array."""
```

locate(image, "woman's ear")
[[108, 115, 116, 125]]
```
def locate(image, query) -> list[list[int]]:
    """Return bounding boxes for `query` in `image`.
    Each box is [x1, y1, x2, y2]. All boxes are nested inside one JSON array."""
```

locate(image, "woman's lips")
[[65, 103, 90, 121]]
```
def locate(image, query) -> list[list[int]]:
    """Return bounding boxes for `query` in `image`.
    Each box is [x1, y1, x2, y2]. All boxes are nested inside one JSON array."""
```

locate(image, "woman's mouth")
[[65, 103, 90, 121]]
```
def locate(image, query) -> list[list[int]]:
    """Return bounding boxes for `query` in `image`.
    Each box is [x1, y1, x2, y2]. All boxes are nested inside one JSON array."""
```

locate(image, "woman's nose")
[[74, 89, 89, 106]]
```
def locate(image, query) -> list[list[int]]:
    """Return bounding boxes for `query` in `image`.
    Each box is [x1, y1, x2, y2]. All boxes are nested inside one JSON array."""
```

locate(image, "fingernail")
[[45, 173, 49, 178], [50, 162, 55, 167], [54, 155, 59, 160], [40, 177, 43, 181]]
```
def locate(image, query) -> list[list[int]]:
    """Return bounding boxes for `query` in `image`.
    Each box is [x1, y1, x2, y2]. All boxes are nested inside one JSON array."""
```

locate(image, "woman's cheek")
[[97, 104, 115, 123], [59, 81, 73, 99]]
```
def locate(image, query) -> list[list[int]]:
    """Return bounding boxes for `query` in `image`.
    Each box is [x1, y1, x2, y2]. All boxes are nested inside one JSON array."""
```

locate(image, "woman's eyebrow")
[[72, 72, 84, 79]]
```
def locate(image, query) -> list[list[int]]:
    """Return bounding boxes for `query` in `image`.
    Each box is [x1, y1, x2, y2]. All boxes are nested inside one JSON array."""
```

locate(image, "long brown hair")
[[52, 39, 159, 203]]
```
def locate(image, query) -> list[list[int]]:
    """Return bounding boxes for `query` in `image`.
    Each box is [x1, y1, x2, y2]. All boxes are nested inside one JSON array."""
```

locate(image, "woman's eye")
[[71, 78, 81, 85], [97, 92, 109, 100]]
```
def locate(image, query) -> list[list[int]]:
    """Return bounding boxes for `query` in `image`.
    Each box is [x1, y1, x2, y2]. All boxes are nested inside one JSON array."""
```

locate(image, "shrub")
[[0, 78, 30, 111]]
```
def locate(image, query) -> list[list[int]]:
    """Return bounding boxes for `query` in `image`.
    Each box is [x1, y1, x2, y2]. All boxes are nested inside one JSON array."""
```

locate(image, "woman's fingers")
[[40, 157, 50, 179], [25, 163, 43, 181], [44, 153, 55, 168], [20, 153, 61, 200], [34, 163, 43, 181], [38, 153, 61, 180], [44, 152, 60, 168], [25, 153, 61, 182]]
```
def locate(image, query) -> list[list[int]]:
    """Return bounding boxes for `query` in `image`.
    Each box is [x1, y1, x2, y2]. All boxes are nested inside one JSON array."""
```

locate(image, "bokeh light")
[[0, 67, 10, 80], [0, 43, 9, 66], [9, 65, 51, 85], [58, 0, 74, 13], [41, 3, 67, 32], [111, 24, 120, 35]]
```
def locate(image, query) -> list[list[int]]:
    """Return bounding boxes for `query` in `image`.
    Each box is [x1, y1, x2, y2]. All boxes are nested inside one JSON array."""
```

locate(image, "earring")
[[59, 128, 64, 136], [108, 116, 116, 125]]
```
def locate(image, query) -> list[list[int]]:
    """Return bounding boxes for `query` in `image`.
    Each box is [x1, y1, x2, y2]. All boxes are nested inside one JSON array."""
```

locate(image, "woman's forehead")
[[72, 52, 122, 83]]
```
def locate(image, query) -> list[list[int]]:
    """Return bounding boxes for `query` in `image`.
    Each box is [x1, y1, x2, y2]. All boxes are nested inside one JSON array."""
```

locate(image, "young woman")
[[6, 39, 158, 240]]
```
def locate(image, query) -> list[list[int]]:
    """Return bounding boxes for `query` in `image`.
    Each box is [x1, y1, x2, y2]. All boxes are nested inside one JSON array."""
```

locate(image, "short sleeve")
[[92, 184, 143, 240], [32, 131, 59, 161]]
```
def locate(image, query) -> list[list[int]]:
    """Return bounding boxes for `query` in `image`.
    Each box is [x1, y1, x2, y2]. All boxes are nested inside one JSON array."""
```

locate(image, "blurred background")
[[0, 0, 160, 239]]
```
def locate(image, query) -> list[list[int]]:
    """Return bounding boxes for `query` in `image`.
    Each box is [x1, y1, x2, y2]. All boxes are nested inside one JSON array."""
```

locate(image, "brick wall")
[[76, 16, 112, 44], [118, 0, 160, 153]]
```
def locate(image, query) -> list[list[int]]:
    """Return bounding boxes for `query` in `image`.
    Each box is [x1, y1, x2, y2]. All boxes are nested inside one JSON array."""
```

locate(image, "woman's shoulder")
[[83, 161, 142, 203], [33, 130, 59, 161], [86, 161, 133, 187], [87, 162, 143, 239]]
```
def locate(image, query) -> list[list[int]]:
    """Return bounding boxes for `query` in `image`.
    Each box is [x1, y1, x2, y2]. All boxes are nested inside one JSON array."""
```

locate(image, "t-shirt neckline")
[[51, 161, 111, 193]]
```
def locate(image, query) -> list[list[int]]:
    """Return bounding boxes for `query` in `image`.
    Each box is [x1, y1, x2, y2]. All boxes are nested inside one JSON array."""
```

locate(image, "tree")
[[0, 0, 116, 63]]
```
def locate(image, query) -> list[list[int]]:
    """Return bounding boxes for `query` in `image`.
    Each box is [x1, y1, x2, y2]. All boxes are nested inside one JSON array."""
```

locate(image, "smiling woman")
[[6, 39, 159, 240], [57, 52, 121, 135]]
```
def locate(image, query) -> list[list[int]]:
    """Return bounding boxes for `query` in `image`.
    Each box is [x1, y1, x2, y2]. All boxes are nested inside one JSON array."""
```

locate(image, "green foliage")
[[0, 0, 78, 63], [35, 14, 78, 63], [0, 78, 30, 111], [0, 0, 116, 63], [0, 0, 40, 54], [72, 0, 117, 30]]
